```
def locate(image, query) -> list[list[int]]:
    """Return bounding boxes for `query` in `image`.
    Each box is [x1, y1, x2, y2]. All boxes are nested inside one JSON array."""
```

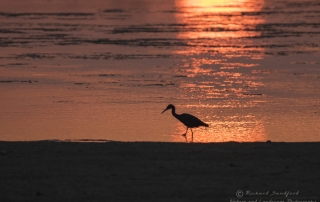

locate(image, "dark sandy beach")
[[0, 141, 319, 202]]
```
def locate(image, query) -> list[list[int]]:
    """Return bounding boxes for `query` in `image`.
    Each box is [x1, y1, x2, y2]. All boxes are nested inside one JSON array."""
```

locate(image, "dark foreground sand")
[[0, 141, 319, 202]]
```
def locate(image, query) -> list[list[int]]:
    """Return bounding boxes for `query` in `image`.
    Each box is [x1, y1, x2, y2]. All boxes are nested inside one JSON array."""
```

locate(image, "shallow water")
[[1, 0, 319, 142]]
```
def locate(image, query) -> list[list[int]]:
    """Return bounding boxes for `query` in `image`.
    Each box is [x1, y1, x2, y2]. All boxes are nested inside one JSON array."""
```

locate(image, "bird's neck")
[[171, 108, 179, 119]]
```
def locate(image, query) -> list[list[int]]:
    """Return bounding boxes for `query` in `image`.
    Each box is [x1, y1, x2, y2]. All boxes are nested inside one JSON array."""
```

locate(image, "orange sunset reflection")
[[174, 0, 265, 57], [174, 0, 265, 39], [168, 103, 267, 143], [171, 117, 267, 143], [170, 0, 267, 142]]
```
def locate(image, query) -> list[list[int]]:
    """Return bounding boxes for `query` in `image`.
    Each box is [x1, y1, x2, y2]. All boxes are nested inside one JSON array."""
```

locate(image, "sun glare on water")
[[168, 0, 267, 142]]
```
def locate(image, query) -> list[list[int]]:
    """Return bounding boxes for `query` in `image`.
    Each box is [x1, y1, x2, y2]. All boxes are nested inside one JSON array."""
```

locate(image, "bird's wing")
[[178, 113, 208, 128]]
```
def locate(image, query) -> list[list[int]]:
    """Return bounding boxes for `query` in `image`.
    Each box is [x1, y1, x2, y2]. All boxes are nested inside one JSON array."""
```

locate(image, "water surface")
[[1, 0, 319, 142]]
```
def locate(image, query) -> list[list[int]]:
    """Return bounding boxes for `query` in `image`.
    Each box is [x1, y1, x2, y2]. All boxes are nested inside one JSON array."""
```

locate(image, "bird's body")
[[173, 113, 209, 128], [162, 104, 209, 142]]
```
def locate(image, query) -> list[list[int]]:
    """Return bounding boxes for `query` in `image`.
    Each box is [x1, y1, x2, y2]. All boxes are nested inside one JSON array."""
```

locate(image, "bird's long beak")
[[161, 108, 168, 114]]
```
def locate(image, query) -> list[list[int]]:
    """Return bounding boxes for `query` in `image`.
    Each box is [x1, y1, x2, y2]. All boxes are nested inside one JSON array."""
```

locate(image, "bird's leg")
[[182, 127, 188, 137], [183, 127, 188, 143], [191, 128, 194, 143]]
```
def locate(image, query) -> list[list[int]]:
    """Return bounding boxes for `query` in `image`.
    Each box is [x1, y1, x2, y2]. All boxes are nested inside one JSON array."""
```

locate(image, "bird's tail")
[[204, 123, 209, 127]]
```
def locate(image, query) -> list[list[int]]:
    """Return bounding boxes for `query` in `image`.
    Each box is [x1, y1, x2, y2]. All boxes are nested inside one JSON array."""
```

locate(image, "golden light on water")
[[2, 0, 317, 142], [168, 103, 267, 143], [175, 0, 265, 40], [168, 0, 267, 142]]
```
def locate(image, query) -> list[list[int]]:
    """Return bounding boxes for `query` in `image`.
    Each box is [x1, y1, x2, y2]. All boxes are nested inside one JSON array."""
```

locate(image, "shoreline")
[[1, 139, 320, 143], [0, 141, 319, 201]]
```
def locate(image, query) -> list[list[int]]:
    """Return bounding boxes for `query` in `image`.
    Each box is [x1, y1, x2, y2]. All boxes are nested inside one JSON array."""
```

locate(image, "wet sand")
[[0, 141, 319, 201]]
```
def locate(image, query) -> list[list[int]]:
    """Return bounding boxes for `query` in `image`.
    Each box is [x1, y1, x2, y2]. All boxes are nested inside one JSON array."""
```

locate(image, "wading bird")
[[161, 104, 209, 142]]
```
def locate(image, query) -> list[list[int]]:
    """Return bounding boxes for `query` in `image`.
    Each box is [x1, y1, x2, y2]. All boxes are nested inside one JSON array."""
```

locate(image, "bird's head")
[[161, 104, 175, 114]]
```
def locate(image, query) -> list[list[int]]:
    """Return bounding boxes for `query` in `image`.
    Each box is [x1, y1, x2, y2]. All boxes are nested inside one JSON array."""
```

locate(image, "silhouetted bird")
[[161, 104, 209, 142]]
